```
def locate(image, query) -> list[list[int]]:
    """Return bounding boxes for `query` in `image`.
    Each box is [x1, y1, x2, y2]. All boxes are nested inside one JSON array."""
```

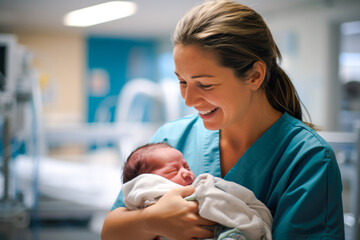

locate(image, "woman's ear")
[[249, 61, 266, 90]]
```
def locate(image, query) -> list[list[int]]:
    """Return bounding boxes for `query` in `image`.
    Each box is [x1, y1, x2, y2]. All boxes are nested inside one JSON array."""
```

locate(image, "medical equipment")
[[0, 34, 33, 227]]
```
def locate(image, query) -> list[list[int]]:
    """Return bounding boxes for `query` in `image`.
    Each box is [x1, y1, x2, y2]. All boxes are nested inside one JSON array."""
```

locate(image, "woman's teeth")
[[199, 108, 217, 115]]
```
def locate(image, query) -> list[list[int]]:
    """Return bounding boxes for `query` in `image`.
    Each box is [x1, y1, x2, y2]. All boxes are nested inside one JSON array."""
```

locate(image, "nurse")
[[101, 0, 345, 239]]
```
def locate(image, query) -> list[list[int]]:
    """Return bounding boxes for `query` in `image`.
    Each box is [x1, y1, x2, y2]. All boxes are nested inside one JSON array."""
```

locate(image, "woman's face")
[[150, 147, 195, 186], [173, 44, 254, 130]]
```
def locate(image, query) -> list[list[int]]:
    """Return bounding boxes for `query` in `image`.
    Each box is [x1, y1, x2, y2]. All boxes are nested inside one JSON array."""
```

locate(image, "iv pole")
[[2, 104, 11, 203], [0, 56, 29, 229]]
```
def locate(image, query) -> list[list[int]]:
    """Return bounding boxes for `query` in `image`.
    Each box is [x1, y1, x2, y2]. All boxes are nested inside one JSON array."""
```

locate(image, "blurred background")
[[0, 0, 359, 239]]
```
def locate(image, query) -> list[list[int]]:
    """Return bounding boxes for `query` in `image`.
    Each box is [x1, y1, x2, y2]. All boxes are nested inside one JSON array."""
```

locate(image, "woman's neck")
[[222, 110, 281, 148], [219, 94, 282, 176]]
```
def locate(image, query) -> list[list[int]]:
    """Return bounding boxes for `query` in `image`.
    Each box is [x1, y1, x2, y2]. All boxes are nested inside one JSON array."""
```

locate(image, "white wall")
[[265, 0, 360, 130]]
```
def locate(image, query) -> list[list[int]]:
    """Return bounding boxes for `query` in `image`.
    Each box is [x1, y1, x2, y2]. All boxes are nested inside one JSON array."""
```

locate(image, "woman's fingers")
[[195, 226, 215, 239], [197, 215, 216, 226], [174, 185, 196, 198]]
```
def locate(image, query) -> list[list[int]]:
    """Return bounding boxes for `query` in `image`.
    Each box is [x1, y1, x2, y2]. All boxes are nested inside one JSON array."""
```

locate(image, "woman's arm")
[[101, 186, 214, 240], [101, 207, 156, 240], [272, 147, 344, 239]]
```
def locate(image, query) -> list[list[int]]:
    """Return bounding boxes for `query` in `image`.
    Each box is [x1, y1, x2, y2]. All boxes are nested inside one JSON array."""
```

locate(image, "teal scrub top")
[[111, 112, 345, 239]]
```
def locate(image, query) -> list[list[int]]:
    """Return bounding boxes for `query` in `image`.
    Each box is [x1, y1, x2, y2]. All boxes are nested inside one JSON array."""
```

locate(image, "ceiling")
[[0, 0, 319, 38]]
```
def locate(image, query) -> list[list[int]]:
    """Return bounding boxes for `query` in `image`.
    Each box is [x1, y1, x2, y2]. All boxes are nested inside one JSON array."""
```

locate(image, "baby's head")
[[123, 143, 195, 186]]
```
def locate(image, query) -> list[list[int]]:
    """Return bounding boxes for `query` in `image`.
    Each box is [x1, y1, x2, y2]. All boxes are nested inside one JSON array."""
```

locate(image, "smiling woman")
[[102, 1, 345, 239], [173, 44, 259, 131]]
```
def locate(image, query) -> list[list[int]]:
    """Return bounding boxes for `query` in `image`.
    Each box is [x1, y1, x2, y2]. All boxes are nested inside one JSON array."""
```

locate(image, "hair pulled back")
[[173, 0, 311, 126]]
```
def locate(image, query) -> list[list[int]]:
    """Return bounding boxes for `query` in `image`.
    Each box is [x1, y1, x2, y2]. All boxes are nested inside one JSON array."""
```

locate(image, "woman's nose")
[[182, 84, 199, 107]]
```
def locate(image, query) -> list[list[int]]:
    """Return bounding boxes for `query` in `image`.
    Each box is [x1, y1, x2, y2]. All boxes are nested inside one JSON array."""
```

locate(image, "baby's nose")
[[182, 170, 190, 177], [181, 169, 194, 183]]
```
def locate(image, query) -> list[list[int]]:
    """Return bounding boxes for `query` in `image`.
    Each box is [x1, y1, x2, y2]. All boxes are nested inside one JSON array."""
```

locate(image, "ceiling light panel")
[[64, 1, 137, 27]]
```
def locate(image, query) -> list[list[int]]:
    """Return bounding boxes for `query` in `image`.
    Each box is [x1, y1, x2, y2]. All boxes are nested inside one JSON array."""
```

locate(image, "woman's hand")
[[142, 185, 215, 240]]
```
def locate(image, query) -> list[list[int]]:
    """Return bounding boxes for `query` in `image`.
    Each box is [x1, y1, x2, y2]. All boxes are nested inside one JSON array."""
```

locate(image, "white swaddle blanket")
[[122, 173, 272, 240]]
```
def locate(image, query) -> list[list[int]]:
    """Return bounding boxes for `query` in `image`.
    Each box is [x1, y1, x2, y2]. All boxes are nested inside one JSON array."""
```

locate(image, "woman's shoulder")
[[279, 113, 335, 160], [282, 113, 330, 147]]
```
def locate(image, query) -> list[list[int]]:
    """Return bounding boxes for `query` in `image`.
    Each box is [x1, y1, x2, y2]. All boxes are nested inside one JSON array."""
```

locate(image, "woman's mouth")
[[198, 108, 218, 117]]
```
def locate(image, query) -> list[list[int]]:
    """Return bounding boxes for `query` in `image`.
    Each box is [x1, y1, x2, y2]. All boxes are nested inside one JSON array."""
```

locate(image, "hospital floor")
[[0, 197, 103, 240]]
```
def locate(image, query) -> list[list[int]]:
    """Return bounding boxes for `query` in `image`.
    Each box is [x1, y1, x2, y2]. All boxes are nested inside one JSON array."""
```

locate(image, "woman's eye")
[[198, 83, 213, 89], [179, 80, 187, 86]]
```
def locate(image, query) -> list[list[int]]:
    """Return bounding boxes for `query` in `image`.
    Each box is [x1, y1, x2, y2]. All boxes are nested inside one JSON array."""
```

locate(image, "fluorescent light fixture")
[[64, 1, 137, 27]]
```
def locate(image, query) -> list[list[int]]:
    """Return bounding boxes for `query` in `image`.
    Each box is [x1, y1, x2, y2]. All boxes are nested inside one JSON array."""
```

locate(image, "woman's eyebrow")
[[174, 72, 215, 79], [191, 74, 215, 79]]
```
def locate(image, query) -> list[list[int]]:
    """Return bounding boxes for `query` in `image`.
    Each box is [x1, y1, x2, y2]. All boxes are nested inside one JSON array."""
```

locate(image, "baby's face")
[[149, 147, 195, 186]]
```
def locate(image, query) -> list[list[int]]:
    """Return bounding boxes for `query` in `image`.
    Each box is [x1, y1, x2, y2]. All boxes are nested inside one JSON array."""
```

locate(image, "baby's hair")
[[122, 142, 173, 183]]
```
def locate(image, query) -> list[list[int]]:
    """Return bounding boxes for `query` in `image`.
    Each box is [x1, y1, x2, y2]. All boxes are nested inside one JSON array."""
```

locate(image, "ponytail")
[[265, 61, 315, 129], [266, 64, 301, 120]]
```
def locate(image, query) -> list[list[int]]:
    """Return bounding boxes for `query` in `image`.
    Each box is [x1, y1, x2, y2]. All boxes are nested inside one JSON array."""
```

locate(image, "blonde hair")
[[173, 0, 313, 127]]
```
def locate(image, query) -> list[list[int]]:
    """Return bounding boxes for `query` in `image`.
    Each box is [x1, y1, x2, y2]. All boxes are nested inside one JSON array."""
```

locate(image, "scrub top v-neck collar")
[[206, 113, 291, 181]]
